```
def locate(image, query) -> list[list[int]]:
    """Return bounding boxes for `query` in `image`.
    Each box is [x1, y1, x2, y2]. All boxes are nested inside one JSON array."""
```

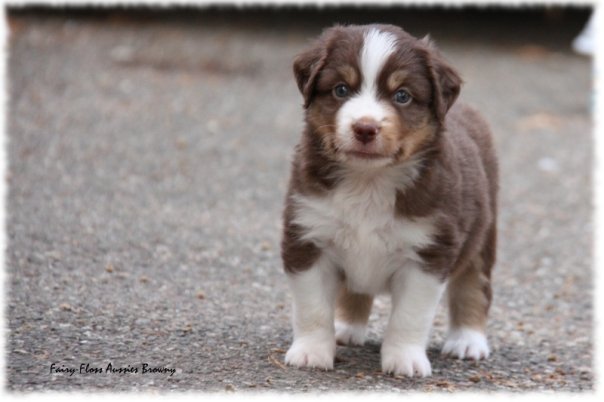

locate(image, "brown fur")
[[282, 24, 498, 330], [386, 70, 409, 92], [337, 65, 360, 88], [335, 288, 374, 325]]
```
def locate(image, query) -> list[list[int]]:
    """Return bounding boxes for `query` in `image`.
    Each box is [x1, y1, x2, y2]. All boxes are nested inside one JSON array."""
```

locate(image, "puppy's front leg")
[[381, 264, 446, 377], [285, 257, 339, 370]]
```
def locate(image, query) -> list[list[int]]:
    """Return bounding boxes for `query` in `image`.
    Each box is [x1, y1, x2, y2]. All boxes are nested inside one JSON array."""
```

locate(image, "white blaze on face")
[[336, 28, 398, 151]]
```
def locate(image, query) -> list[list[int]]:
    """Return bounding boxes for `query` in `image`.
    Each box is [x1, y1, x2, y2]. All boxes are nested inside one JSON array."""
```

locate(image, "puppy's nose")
[[352, 119, 380, 144]]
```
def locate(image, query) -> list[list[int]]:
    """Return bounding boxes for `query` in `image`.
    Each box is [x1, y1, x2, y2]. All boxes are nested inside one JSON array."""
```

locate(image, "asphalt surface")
[[6, 8, 593, 392]]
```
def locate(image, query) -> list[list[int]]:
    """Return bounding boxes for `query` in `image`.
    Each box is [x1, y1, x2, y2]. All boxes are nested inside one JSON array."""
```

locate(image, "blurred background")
[[6, 6, 593, 392]]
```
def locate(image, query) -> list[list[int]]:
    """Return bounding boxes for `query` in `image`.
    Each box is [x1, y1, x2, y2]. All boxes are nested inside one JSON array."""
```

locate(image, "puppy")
[[281, 24, 498, 377]]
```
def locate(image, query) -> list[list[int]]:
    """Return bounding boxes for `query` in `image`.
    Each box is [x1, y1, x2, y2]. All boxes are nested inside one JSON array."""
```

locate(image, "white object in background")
[[573, 11, 595, 56]]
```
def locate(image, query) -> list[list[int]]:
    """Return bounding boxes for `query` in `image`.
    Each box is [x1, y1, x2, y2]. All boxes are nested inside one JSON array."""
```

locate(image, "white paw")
[[442, 327, 490, 360], [285, 332, 335, 370], [381, 343, 432, 377], [335, 321, 367, 346]]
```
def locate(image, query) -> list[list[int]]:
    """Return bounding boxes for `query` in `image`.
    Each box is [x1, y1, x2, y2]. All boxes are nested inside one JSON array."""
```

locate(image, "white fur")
[[292, 162, 431, 295], [285, 330, 335, 370], [381, 264, 446, 377], [381, 343, 432, 377], [335, 28, 398, 160], [288, 162, 444, 376], [335, 320, 367, 346], [360, 28, 398, 95], [285, 257, 338, 370], [442, 327, 490, 360]]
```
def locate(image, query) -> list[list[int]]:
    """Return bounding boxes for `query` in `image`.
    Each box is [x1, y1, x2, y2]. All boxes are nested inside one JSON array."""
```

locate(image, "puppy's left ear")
[[422, 37, 462, 124]]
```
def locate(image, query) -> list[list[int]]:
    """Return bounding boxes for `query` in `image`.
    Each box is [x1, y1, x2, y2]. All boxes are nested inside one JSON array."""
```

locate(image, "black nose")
[[352, 120, 379, 144]]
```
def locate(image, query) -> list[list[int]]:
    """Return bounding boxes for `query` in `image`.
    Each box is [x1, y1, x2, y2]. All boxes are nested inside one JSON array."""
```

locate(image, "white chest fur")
[[292, 167, 435, 295]]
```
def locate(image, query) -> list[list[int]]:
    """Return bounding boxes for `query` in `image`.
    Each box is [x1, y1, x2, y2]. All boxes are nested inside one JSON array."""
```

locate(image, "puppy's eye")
[[394, 89, 412, 105], [333, 84, 350, 98]]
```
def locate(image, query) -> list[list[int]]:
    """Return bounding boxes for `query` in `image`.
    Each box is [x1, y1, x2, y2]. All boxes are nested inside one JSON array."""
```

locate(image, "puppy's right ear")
[[293, 39, 328, 108]]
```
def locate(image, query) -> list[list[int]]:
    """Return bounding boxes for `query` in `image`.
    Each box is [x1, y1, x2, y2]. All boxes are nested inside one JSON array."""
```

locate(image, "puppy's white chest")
[[292, 175, 434, 294]]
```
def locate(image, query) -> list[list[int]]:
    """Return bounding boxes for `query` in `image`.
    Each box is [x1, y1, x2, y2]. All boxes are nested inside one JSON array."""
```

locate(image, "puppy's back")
[[445, 102, 498, 206]]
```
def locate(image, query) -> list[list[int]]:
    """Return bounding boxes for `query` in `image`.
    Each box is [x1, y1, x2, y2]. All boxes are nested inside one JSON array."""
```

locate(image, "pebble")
[[468, 375, 481, 383]]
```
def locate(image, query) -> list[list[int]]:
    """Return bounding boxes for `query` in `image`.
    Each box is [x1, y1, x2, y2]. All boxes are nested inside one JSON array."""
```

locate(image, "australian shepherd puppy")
[[281, 24, 498, 377]]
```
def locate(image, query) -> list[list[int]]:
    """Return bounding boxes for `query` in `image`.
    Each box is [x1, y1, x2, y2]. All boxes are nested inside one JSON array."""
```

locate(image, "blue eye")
[[333, 84, 350, 98], [394, 89, 412, 104]]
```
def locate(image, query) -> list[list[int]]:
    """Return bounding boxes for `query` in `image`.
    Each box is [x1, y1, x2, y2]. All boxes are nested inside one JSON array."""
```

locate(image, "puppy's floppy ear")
[[421, 37, 462, 124], [293, 29, 336, 108], [293, 45, 326, 108]]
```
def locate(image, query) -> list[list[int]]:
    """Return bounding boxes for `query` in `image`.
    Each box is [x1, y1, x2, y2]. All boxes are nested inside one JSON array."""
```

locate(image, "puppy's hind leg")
[[335, 287, 373, 346], [442, 226, 495, 360]]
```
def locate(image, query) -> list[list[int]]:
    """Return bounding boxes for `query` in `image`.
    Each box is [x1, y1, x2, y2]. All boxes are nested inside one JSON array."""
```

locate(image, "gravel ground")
[[6, 8, 593, 392]]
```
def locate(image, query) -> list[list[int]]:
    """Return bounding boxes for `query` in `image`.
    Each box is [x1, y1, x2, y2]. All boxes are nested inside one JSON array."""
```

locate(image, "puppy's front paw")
[[442, 327, 490, 360], [285, 333, 335, 370], [335, 321, 366, 346], [381, 343, 432, 377]]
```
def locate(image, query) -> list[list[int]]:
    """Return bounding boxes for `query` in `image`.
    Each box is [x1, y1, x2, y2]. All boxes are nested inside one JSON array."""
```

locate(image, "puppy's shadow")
[[334, 340, 382, 372], [335, 340, 443, 374]]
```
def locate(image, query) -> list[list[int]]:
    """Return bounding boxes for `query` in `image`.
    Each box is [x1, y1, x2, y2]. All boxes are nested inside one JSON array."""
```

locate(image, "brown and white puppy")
[[281, 24, 498, 377]]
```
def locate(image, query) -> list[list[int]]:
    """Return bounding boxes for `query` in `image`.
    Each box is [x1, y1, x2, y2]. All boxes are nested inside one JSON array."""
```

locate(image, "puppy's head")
[[294, 24, 461, 168]]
